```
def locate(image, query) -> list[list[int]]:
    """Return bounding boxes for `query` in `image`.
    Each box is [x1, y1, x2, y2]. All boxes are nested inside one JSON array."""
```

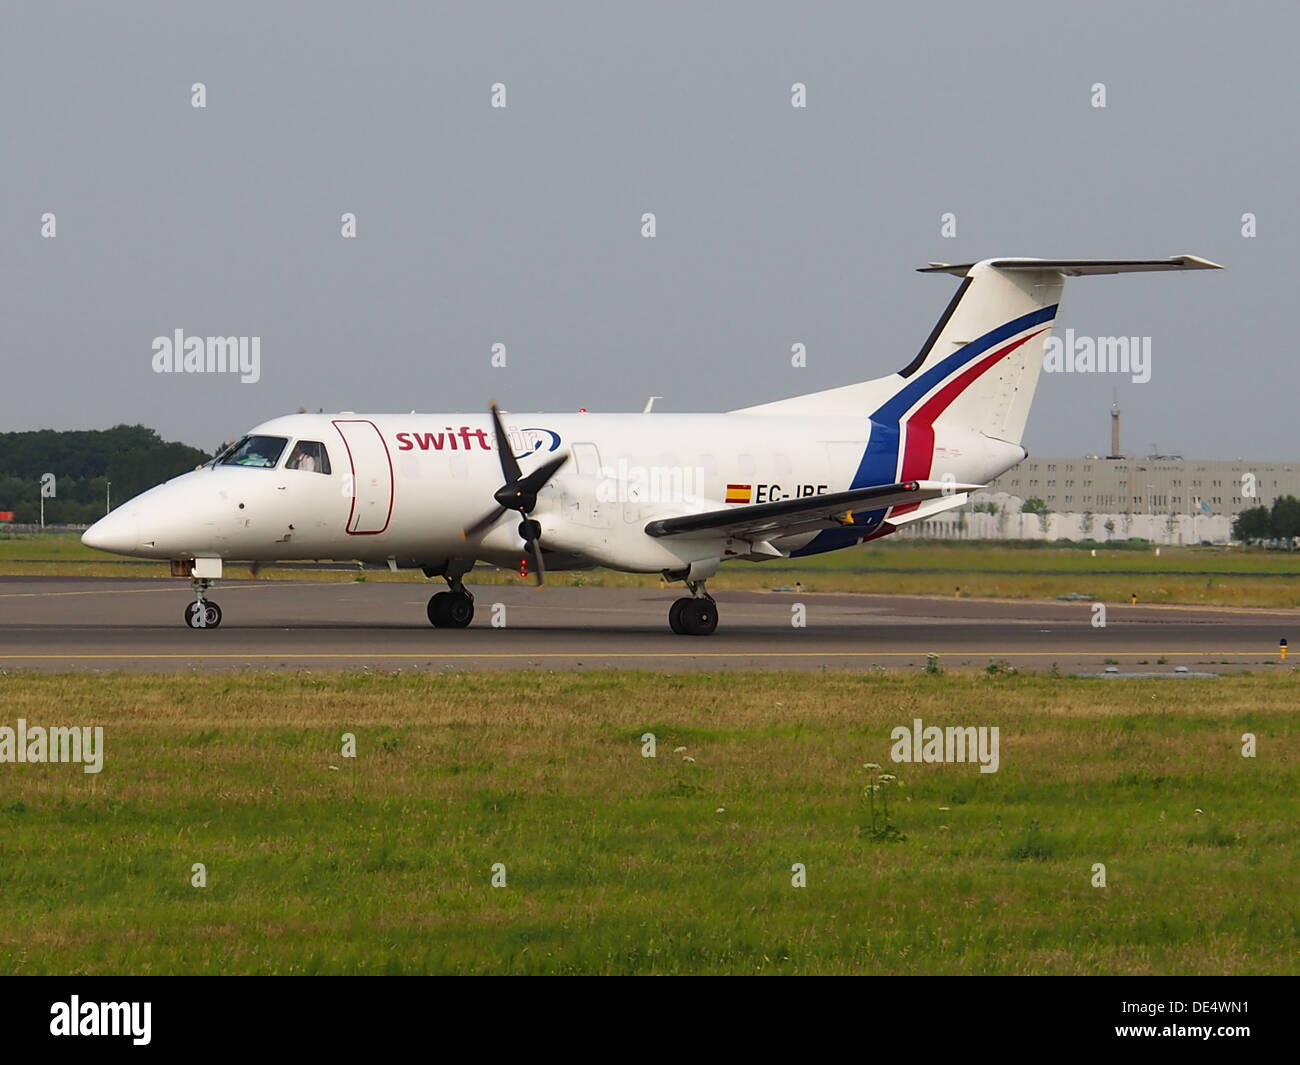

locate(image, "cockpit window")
[[218, 435, 288, 469], [286, 440, 332, 475]]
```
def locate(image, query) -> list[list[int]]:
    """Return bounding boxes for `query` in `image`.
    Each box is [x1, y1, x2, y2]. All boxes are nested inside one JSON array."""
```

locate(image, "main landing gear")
[[185, 578, 222, 629], [668, 579, 718, 636], [427, 576, 474, 628]]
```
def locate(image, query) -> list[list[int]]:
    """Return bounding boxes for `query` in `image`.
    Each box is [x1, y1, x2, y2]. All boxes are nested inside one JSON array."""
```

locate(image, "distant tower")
[[1108, 393, 1122, 458]]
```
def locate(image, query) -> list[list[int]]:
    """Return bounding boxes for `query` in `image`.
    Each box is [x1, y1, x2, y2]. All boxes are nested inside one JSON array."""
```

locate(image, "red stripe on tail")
[[891, 328, 1046, 516]]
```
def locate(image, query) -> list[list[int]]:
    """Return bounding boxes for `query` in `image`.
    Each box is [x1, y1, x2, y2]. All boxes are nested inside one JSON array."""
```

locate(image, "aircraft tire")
[[678, 597, 718, 636], [429, 591, 474, 628], [444, 591, 474, 628], [185, 601, 222, 629], [427, 592, 451, 627]]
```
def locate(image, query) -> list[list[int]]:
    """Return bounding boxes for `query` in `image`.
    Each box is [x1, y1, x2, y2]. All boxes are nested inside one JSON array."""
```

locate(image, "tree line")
[[0, 425, 212, 524], [1232, 496, 1300, 544]]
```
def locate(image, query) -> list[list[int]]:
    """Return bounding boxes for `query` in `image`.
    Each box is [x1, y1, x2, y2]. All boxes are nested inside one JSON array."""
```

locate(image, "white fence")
[[898, 493, 1232, 544]]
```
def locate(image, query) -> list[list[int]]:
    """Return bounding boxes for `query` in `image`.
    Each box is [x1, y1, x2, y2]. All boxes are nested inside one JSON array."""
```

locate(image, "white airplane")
[[83, 255, 1219, 634]]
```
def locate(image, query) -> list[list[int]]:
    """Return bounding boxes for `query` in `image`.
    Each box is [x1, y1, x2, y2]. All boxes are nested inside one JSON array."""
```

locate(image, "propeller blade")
[[488, 402, 523, 484], [525, 534, 547, 587], [462, 504, 507, 540], [516, 451, 570, 495], [472, 403, 569, 541]]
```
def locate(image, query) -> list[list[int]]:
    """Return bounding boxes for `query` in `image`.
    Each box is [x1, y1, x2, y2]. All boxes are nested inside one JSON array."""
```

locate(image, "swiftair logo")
[[50, 996, 150, 1045], [890, 718, 999, 773], [0, 720, 103, 774], [151, 329, 261, 383]]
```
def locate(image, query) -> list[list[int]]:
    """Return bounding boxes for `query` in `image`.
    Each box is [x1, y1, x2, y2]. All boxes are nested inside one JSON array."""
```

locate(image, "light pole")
[[106, 481, 111, 515]]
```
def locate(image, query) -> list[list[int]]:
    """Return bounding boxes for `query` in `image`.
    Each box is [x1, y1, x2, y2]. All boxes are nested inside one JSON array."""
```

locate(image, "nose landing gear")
[[185, 578, 222, 629]]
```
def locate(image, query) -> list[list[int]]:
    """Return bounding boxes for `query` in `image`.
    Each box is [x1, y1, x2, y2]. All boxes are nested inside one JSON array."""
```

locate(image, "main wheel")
[[185, 601, 222, 629], [427, 592, 450, 627], [444, 591, 474, 628], [678, 597, 718, 636], [668, 598, 689, 634], [428, 591, 474, 628]]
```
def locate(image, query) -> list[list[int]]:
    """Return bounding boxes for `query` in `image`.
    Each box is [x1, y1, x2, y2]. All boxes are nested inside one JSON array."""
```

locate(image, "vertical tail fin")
[[910, 256, 1219, 444], [900, 259, 1062, 446], [735, 255, 1220, 451]]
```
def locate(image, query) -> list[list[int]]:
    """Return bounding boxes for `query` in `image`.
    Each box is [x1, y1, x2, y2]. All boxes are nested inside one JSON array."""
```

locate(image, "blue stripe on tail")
[[790, 304, 1056, 558]]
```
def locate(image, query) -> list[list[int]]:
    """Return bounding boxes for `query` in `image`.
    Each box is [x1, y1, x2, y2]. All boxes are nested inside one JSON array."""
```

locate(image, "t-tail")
[[736, 255, 1221, 550], [736, 255, 1221, 473]]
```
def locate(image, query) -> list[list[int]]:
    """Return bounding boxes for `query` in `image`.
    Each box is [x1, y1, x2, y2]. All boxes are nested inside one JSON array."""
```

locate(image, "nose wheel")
[[184, 578, 222, 629]]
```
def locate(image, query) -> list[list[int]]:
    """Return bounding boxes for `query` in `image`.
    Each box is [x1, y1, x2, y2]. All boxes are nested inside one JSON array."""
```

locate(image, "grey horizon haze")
[[2, 2, 1292, 459]]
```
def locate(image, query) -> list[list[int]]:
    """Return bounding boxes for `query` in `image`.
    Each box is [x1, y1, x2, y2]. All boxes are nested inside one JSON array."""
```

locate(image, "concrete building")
[[899, 406, 1300, 543]]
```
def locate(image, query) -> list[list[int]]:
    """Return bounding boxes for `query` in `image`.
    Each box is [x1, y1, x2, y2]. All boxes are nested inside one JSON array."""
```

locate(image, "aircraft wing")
[[644, 480, 982, 542]]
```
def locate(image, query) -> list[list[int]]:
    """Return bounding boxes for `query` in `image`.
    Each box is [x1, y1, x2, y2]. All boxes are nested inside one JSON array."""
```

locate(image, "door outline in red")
[[332, 419, 395, 535]]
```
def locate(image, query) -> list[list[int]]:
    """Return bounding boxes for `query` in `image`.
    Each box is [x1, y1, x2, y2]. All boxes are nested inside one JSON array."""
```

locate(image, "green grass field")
[[1, 670, 1295, 974], [7, 532, 1300, 607]]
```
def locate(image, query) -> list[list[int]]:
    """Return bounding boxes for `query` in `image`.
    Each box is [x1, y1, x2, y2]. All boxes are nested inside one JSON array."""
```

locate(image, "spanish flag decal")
[[725, 483, 752, 504]]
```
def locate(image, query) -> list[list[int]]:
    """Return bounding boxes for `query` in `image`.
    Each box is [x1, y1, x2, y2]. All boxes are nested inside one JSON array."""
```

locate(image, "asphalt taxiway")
[[1, 577, 1293, 673]]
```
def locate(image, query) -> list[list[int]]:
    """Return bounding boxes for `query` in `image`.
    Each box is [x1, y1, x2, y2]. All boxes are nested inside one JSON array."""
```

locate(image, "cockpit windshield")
[[217, 435, 288, 469]]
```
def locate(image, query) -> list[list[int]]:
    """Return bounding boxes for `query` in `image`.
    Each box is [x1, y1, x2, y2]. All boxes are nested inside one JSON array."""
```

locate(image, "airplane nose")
[[82, 509, 139, 554]]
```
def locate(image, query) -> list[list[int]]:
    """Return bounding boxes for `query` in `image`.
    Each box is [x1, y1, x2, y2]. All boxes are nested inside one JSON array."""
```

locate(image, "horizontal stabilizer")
[[919, 255, 1223, 277], [880, 492, 970, 527]]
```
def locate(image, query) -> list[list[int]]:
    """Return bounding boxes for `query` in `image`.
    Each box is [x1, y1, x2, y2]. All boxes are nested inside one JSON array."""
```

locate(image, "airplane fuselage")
[[88, 410, 1016, 574]]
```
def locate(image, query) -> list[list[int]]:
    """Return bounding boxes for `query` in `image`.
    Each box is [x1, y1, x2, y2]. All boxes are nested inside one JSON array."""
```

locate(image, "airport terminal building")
[[906, 408, 1300, 542], [911, 454, 1300, 542], [903, 404, 1300, 542], [959, 455, 1299, 543]]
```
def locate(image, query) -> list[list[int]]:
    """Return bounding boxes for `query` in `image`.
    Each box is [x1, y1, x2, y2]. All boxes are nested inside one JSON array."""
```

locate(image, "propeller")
[[462, 402, 569, 586]]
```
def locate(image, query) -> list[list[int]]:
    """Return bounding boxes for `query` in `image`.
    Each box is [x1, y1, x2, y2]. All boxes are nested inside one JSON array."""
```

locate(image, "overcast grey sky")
[[2, 1, 1293, 458]]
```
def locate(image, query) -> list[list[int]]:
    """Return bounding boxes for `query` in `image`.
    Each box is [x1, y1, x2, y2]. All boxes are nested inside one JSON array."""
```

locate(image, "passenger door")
[[332, 419, 394, 534]]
